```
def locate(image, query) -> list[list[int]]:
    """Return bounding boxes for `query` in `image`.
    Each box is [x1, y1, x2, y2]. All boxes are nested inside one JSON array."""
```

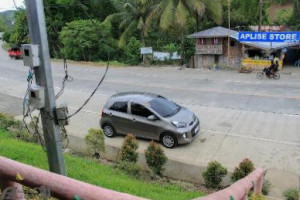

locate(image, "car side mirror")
[[148, 115, 157, 121]]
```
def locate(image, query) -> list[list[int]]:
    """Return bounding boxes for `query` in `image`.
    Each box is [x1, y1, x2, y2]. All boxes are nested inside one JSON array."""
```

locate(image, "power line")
[[65, 0, 110, 120]]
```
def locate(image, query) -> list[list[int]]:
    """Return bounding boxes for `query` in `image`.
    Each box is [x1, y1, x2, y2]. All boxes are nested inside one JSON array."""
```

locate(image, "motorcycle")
[[257, 68, 280, 80]]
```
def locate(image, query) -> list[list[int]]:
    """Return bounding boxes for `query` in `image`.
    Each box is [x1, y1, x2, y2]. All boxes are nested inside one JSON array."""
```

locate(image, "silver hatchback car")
[[100, 92, 200, 148]]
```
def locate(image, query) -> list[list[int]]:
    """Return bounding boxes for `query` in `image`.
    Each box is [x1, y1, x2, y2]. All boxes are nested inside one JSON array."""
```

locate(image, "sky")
[[0, 0, 24, 12]]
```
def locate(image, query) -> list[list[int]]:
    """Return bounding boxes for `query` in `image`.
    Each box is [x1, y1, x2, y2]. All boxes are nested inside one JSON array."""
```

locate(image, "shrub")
[[231, 158, 255, 182], [202, 161, 228, 189], [262, 179, 272, 195], [85, 129, 105, 158], [118, 161, 141, 177], [145, 141, 167, 176], [122, 37, 142, 65], [249, 194, 267, 200], [283, 188, 299, 200], [119, 134, 139, 163]]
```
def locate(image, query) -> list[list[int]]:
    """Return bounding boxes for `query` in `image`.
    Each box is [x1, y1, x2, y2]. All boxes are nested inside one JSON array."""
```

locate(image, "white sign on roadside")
[[140, 47, 153, 54]]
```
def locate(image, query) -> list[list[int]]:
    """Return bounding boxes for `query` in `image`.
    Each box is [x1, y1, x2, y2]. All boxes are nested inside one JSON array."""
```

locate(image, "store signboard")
[[238, 32, 300, 42], [140, 47, 153, 54]]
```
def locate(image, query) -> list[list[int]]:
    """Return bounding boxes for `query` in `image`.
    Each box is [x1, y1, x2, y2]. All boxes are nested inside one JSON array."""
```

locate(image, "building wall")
[[194, 37, 243, 69]]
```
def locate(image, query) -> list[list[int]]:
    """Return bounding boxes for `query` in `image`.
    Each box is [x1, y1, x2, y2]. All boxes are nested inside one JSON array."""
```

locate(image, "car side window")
[[131, 103, 153, 118], [109, 101, 127, 113]]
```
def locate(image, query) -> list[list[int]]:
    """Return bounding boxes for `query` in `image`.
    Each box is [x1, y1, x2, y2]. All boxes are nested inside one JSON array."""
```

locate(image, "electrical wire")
[[55, 57, 73, 99], [65, 0, 110, 119]]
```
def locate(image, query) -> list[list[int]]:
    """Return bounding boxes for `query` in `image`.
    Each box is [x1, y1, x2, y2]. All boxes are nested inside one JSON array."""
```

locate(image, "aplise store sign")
[[238, 32, 300, 42]]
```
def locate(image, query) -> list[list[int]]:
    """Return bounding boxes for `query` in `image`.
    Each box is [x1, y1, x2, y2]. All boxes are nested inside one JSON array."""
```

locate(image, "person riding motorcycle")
[[265, 60, 279, 77]]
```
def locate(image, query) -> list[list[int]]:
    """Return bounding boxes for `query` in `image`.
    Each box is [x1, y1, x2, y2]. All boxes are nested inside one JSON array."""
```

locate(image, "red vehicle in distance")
[[8, 47, 22, 59]]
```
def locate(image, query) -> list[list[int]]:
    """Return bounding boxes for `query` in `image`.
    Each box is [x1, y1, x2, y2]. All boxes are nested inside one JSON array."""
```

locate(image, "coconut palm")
[[105, 0, 157, 47], [145, 0, 223, 31]]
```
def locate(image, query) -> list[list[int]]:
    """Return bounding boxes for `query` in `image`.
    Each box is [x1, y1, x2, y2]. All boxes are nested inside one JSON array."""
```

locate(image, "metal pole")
[[227, 0, 231, 67], [24, 0, 66, 175]]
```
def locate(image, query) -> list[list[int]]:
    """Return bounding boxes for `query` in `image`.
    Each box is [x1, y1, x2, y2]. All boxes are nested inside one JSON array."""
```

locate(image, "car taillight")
[[101, 109, 104, 117]]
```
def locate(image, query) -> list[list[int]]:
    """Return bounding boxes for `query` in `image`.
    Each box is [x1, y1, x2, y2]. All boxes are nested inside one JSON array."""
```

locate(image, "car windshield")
[[149, 97, 180, 117]]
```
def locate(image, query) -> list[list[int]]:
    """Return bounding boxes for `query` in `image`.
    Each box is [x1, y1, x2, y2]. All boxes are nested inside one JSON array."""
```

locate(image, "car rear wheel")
[[102, 124, 115, 137], [161, 133, 177, 148]]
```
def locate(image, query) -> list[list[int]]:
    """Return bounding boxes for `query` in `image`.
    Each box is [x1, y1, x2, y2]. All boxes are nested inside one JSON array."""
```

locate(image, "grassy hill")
[[0, 10, 15, 27]]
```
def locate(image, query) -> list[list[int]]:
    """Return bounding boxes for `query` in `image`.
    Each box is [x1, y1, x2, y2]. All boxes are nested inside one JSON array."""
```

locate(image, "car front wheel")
[[161, 133, 177, 148], [102, 124, 115, 137]]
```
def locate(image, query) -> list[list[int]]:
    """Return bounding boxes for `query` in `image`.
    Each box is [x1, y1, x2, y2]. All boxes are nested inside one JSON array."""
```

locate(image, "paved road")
[[0, 41, 299, 177]]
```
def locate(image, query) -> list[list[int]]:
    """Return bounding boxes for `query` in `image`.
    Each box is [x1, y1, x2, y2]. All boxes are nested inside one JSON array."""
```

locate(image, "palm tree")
[[145, 0, 223, 31], [105, 0, 157, 47]]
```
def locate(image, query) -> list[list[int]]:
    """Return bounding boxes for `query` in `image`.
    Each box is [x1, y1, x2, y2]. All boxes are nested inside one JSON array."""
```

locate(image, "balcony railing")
[[0, 156, 264, 200]]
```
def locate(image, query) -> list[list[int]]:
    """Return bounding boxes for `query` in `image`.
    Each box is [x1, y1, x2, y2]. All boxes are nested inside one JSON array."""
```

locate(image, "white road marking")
[[205, 129, 300, 147]]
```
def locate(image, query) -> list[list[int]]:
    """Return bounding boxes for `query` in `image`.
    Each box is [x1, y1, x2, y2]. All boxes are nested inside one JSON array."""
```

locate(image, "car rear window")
[[149, 97, 180, 117], [109, 101, 127, 113]]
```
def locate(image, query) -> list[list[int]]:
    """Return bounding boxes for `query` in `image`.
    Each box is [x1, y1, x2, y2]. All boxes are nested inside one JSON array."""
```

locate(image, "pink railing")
[[194, 168, 264, 200], [0, 156, 146, 200], [0, 156, 264, 200]]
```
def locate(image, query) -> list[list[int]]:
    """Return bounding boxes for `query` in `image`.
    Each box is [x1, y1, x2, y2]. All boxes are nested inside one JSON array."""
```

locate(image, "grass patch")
[[51, 58, 128, 67], [0, 129, 204, 200]]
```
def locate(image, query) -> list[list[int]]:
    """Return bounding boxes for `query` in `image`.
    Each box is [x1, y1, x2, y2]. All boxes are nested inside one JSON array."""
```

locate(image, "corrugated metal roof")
[[188, 26, 238, 38]]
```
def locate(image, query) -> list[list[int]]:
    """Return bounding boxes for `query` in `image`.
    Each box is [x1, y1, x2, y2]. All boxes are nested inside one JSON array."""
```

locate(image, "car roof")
[[109, 92, 161, 104]]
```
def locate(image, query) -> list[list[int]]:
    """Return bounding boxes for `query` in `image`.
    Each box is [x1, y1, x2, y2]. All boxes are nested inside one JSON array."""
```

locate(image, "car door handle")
[[132, 118, 136, 122]]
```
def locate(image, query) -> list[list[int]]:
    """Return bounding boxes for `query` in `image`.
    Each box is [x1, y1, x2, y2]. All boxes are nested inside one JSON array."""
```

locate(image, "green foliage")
[[0, 113, 40, 143], [148, 0, 222, 31], [85, 128, 105, 157], [223, 0, 269, 29], [118, 161, 141, 177], [164, 43, 179, 53], [8, 9, 29, 46], [120, 134, 139, 163], [145, 141, 167, 176], [59, 19, 117, 61], [122, 37, 142, 65], [231, 158, 255, 182], [249, 194, 267, 200], [0, 129, 205, 200], [290, 0, 300, 30], [262, 179, 272, 195], [2, 30, 12, 43], [283, 188, 299, 200], [105, 0, 157, 46], [202, 161, 228, 189], [274, 8, 293, 25], [0, 17, 7, 32], [180, 38, 195, 65]]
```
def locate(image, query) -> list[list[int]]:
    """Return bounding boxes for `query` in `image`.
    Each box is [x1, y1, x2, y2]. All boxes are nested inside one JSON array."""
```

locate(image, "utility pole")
[[259, 0, 263, 31], [227, 0, 231, 67], [25, 0, 66, 175]]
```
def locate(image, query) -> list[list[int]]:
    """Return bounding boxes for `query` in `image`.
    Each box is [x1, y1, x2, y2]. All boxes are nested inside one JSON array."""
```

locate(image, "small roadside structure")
[[188, 26, 242, 69], [188, 26, 300, 70]]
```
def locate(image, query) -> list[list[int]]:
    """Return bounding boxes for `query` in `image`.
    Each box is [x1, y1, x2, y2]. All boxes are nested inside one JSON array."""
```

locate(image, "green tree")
[[0, 17, 7, 32], [122, 36, 142, 65], [146, 0, 222, 31], [105, 0, 157, 47], [59, 19, 117, 61], [274, 8, 293, 25], [222, 0, 269, 29], [8, 9, 29, 46], [290, 0, 300, 30]]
